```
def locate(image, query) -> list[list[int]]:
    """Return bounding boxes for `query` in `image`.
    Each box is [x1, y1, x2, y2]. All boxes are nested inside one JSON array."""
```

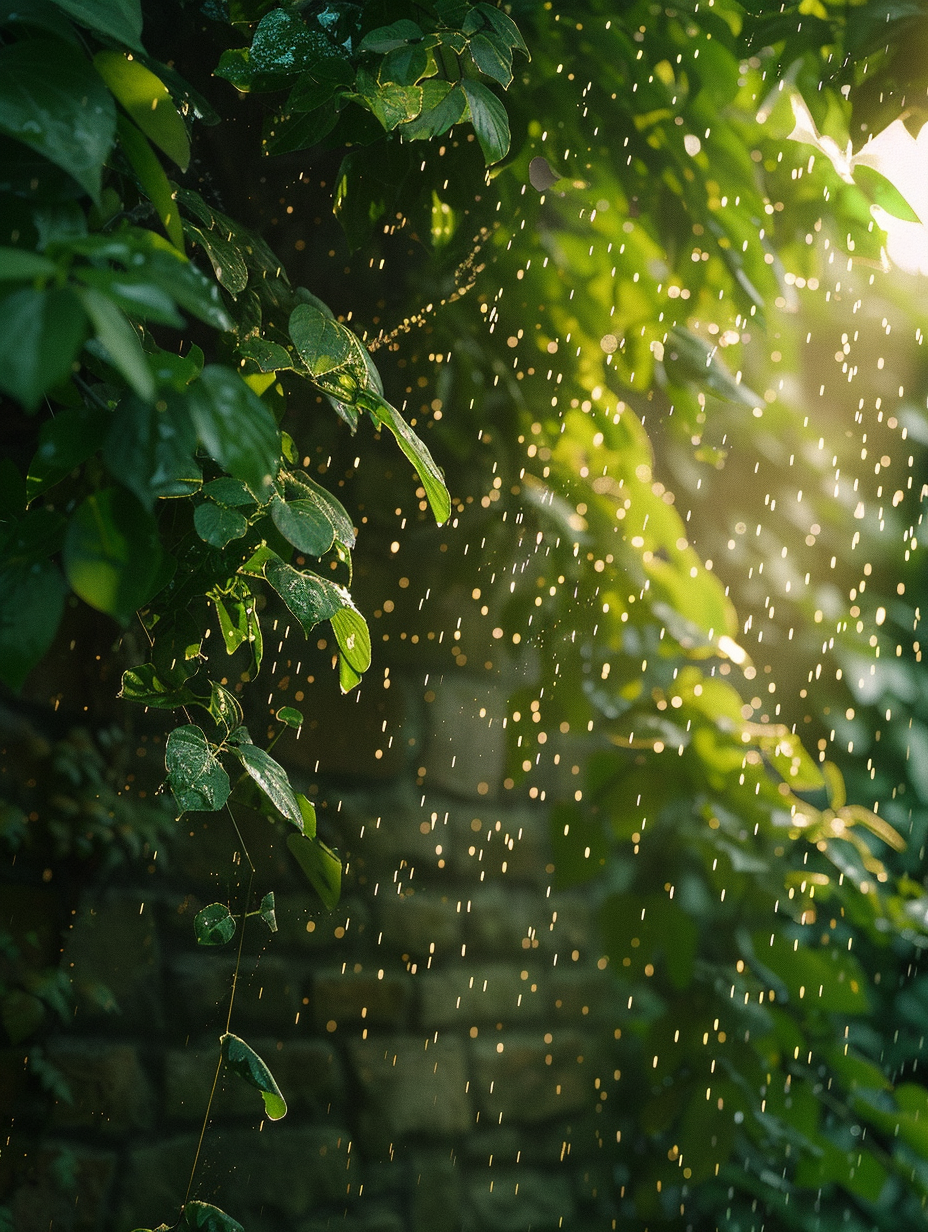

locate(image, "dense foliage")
[[1, 0, 926, 1229]]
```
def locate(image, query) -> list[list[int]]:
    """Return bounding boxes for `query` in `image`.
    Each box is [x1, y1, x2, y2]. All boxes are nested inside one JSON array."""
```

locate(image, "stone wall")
[[3, 591, 622, 1232]]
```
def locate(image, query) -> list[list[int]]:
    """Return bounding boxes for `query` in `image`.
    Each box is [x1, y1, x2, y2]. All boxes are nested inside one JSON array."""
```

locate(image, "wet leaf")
[[259, 891, 277, 933], [361, 393, 450, 524], [264, 557, 347, 635], [181, 1201, 244, 1232], [93, 50, 189, 169], [270, 494, 335, 556], [0, 285, 87, 411], [227, 728, 303, 828], [165, 724, 231, 813], [286, 831, 341, 910], [460, 79, 509, 164], [276, 706, 304, 728], [188, 365, 280, 500], [194, 903, 235, 946], [221, 1032, 287, 1120], [194, 501, 250, 550], [63, 487, 163, 625]]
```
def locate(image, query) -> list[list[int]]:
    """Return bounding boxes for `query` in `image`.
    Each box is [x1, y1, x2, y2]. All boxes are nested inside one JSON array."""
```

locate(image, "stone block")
[[312, 968, 410, 1030], [7, 1142, 116, 1232], [274, 891, 371, 954], [169, 953, 306, 1032], [410, 1151, 464, 1232], [464, 885, 550, 957], [48, 1041, 153, 1132], [348, 1035, 472, 1145], [449, 801, 549, 885], [462, 1166, 574, 1232], [547, 968, 617, 1026], [337, 782, 459, 879], [377, 889, 463, 960], [470, 1031, 592, 1125], [63, 892, 162, 1028], [115, 1134, 199, 1231], [538, 893, 598, 959], [423, 677, 507, 800], [418, 963, 545, 1030]]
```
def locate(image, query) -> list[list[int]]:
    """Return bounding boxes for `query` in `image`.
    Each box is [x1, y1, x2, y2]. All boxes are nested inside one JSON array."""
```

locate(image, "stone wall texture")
[[3, 621, 622, 1232]]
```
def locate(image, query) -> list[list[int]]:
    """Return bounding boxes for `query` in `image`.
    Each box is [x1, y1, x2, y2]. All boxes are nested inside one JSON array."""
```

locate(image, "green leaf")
[[74, 264, 184, 327], [287, 55, 354, 111], [379, 42, 430, 87], [220, 1032, 287, 1120], [270, 494, 334, 556], [116, 114, 185, 251], [355, 70, 423, 132], [0, 38, 116, 202], [0, 558, 66, 691], [93, 50, 188, 171], [52, 0, 144, 52], [238, 336, 294, 372], [194, 501, 250, 549], [468, 32, 513, 88], [263, 557, 347, 635], [0, 285, 87, 411], [181, 1201, 244, 1232], [460, 79, 510, 164], [119, 663, 195, 709], [200, 681, 244, 735], [398, 81, 466, 142], [285, 471, 355, 548], [76, 285, 155, 401], [183, 220, 248, 295], [259, 891, 277, 932], [202, 478, 255, 507], [210, 579, 260, 657], [359, 20, 423, 53], [286, 831, 341, 910], [194, 903, 236, 946], [296, 792, 317, 837], [276, 706, 303, 728], [288, 303, 369, 403], [753, 930, 871, 1013], [362, 393, 450, 524], [330, 605, 371, 692], [465, 3, 529, 57], [664, 327, 763, 408], [188, 366, 280, 500], [227, 728, 303, 828], [0, 247, 57, 280], [103, 394, 201, 509], [26, 402, 109, 501], [262, 99, 342, 156], [165, 723, 231, 813], [62, 487, 163, 624]]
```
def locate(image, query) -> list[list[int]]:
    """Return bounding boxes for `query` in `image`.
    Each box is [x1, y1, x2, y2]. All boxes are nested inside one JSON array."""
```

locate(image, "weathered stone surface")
[[539, 892, 598, 958], [470, 1031, 592, 1125], [446, 800, 549, 885], [8, 1142, 116, 1232], [312, 968, 410, 1030], [462, 1166, 574, 1232], [423, 677, 507, 800], [49, 1041, 153, 1132], [417, 963, 543, 1030], [547, 967, 617, 1025], [337, 782, 459, 877], [115, 1134, 199, 1230], [465, 884, 552, 957], [378, 888, 463, 959], [409, 1150, 464, 1232], [169, 953, 305, 1031], [64, 892, 162, 1028], [348, 1035, 472, 1145]]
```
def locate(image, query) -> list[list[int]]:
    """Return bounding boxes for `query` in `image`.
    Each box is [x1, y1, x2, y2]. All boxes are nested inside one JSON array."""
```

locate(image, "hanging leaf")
[[286, 831, 341, 910], [276, 706, 304, 728], [0, 559, 67, 691], [359, 20, 424, 54], [194, 903, 236, 946], [116, 114, 185, 251], [460, 79, 510, 164], [181, 1202, 244, 1232], [227, 728, 303, 828], [330, 605, 371, 693], [259, 891, 277, 933], [103, 393, 201, 509], [0, 39, 116, 202], [62, 487, 164, 625], [27, 402, 108, 501], [119, 663, 195, 709], [288, 303, 370, 403], [93, 50, 190, 169], [238, 336, 294, 373], [296, 792, 317, 837], [52, 0, 144, 52], [264, 557, 347, 635], [220, 1032, 287, 1120], [284, 470, 356, 548], [76, 285, 155, 401], [183, 220, 249, 295], [270, 494, 335, 556], [398, 81, 466, 143], [194, 501, 250, 550], [361, 393, 450, 524], [165, 724, 231, 813], [468, 32, 514, 88]]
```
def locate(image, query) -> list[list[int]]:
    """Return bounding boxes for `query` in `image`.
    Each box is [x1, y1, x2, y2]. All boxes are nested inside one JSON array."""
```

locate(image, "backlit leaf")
[[194, 903, 235, 946], [220, 1032, 287, 1120], [165, 724, 231, 813]]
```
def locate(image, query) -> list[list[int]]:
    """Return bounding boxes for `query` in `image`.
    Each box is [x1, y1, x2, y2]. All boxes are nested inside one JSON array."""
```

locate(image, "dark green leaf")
[[103, 394, 201, 509], [259, 891, 277, 932], [262, 98, 341, 156], [200, 681, 244, 734], [398, 81, 466, 142], [202, 478, 255, 507], [220, 1032, 287, 1120], [74, 265, 184, 327], [379, 42, 430, 86], [270, 494, 334, 556], [362, 393, 450, 524], [238, 336, 295, 372], [62, 487, 163, 624], [286, 831, 341, 910], [52, 0, 143, 52], [276, 706, 303, 728], [194, 501, 250, 549], [356, 71, 422, 132], [0, 246, 57, 280], [289, 303, 370, 401], [165, 723, 231, 813], [0, 559, 66, 691], [264, 557, 347, 635], [27, 402, 108, 501], [93, 50, 189, 169], [194, 903, 236, 946], [1, 989, 45, 1045], [188, 366, 280, 500], [0, 285, 87, 411], [181, 1201, 244, 1232], [183, 221, 248, 295], [210, 579, 262, 664], [460, 79, 510, 164], [0, 39, 116, 202], [468, 32, 513, 88], [76, 286, 155, 401], [119, 663, 196, 709], [464, 3, 529, 57], [359, 20, 423, 53], [287, 56, 354, 111], [227, 728, 303, 827], [285, 470, 355, 548]]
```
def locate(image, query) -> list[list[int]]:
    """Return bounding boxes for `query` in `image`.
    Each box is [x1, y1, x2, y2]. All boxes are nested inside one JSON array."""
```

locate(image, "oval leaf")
[[63, 487, 164, 625], [286, 831, 341, 910], [165, 723, 231, 813], [220, 1032, 287, 1120], [194, 903, 236, 946], [227, 729, 303, 828]]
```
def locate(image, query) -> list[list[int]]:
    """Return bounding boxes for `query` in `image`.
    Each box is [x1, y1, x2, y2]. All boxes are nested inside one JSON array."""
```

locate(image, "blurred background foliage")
[[1, 0, 927, 1228]]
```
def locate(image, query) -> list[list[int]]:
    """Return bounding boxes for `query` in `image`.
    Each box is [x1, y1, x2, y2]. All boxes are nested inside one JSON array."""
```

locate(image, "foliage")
[[1, 0, 927, 1230]]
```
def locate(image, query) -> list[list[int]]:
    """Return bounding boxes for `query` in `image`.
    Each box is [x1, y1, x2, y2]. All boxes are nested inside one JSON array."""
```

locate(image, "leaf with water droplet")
[[259, 891, 277, 932], [227, 727, 303, 828], [287, 831, 341, 909], [194, 903, 235, 946], [221, 1032, 287, 1120], [165, 724, 230, 813]]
